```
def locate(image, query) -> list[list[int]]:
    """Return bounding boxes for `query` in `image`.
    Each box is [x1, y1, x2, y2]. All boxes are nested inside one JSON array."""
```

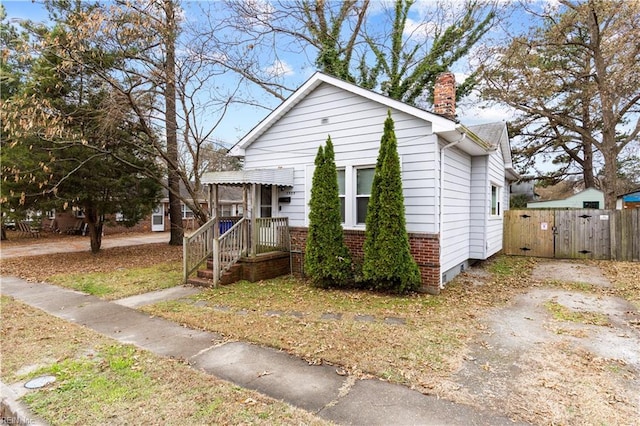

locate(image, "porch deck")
[[183, 216, 290, 286]]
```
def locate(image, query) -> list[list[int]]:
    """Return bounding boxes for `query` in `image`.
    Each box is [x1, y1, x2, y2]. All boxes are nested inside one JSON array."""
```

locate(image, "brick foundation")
[[241, 251, 291, 282], [289, 226, 441, 293]]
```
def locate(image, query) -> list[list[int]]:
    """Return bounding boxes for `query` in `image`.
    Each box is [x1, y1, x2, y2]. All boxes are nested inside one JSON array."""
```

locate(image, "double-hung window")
[[337, 169, 346, 223], [356, 167, 375, 225], [490, 184, 501, 217], [182, 204, 194, 219], [331, 164, 375, 227]]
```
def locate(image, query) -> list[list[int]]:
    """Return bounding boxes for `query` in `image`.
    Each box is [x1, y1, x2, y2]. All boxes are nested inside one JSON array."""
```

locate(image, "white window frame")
[[182, 204, 194, 219], [355, 166, 375, 225], [490, 183, 502, 217], [337, 168, 346, 224], [335, 158, 377, 229]]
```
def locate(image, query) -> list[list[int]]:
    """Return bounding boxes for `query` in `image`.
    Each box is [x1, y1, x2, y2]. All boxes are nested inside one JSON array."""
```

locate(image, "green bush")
[[305, 137, 353, 287], [362, 112, 421, 293]]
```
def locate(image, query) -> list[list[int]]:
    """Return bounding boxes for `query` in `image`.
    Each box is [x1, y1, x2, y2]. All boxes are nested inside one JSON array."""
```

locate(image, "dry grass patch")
[[596, 260, 640, 309], [142, 256, 536, 391], [504, 341, 638, 425], [0, 296, 328, 425], [0, 243, 183, 299]]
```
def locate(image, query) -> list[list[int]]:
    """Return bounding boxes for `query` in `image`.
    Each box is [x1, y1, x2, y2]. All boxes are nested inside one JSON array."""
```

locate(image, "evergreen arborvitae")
[[305, 137, 353, 287], [362, 112, 421, 293]]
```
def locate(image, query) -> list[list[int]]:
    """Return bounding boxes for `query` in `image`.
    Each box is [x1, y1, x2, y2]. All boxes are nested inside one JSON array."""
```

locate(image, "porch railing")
[[253, 217, 290, 254], [183, 216, 216, 283], [184, 216, 290, 285], [215, 217, 248, 286]]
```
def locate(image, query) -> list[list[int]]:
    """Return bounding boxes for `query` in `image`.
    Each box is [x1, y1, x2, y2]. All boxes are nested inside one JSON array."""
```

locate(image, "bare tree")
[[25, 0, 244, 236], [479, 0, 640, 208]]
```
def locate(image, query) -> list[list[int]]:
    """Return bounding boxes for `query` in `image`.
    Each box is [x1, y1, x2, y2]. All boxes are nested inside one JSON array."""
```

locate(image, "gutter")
[[455, 124, 496, 152], [438, 131, 466, 289]]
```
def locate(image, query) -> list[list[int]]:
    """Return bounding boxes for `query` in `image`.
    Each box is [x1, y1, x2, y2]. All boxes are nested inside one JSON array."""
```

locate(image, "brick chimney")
[[433, 72, 456, 120]]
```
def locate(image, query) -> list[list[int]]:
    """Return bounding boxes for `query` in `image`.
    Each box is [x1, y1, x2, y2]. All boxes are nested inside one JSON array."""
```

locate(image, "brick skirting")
[[289, 226, 441, 293], [241, 251, 291, 283]]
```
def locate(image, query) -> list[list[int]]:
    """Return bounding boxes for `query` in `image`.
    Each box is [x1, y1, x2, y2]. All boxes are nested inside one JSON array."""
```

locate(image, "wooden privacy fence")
[[504, 209, 639, 261]]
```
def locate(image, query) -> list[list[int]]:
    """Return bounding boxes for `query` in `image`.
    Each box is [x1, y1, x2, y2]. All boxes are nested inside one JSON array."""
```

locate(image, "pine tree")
[[362, 112, 421, 293], [305, 137, 353, 287]]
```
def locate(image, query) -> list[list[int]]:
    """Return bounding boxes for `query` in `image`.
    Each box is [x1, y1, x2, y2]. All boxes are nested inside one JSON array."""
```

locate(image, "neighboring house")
[[153, 183, 243, 232], [617, 189, 640, 210], [202, 72, 519, 293], [526, 187, 605, 209]]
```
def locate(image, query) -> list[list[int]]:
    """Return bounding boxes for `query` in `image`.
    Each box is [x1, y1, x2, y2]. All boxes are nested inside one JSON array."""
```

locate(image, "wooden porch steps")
[[186, 260, 243, 287]]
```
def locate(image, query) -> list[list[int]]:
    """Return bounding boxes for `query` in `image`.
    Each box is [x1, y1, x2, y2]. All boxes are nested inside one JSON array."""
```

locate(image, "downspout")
[[438, 132, 466, 289]]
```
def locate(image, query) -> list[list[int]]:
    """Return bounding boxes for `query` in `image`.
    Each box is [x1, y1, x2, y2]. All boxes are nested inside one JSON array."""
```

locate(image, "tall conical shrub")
[[305, 137, 353, 287], [362, 112, 421, 293]]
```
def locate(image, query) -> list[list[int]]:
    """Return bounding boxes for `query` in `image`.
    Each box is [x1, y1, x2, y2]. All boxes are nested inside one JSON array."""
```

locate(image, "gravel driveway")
[[444, 260, 640, 425]]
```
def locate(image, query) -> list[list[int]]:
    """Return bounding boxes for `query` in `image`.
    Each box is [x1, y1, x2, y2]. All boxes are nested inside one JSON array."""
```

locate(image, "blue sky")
[[2, 0, 545, 147]]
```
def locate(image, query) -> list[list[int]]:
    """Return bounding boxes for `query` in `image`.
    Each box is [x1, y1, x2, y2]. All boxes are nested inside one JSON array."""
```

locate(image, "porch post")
[[243, 185, 249, 256], [251, 183, 258, 257], [208, 183, 214, 220], [212, 184, 220, 287]]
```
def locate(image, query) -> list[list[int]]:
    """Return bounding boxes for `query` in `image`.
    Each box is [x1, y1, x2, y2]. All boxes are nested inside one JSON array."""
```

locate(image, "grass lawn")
[[0, 242, 184, 299], [139, 255, 539, 390], [0, 296, 328, 425], [2, 239, 639, 424]]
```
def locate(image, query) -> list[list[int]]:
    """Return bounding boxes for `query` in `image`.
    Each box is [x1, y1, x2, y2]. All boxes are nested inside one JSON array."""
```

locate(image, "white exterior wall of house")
[[439, 143, 472, 273], [469, 155, 489, 259], [243, 82, 439, 233], [487, 144, 507, 257]]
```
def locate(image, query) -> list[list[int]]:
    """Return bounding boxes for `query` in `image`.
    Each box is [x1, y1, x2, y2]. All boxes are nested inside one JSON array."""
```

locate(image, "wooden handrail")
[[215, 217, 247, 286], [183, 216, 216, 283], [184, 216, 290, 285]]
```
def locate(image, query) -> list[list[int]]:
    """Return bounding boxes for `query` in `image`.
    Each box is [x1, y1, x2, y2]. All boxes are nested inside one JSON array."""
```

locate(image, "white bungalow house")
[[189, 72, 519, 293]]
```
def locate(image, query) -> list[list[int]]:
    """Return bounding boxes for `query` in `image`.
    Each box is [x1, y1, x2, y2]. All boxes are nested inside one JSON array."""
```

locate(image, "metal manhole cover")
[[24, 375, 56, 389]]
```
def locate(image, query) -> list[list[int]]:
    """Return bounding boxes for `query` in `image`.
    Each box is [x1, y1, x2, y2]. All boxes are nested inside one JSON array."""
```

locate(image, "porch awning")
[[201, 168, 294, 187]]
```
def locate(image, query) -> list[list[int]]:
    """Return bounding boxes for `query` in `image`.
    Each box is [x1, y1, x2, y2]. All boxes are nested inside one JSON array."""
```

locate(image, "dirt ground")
[[442, 260, 640, 425]]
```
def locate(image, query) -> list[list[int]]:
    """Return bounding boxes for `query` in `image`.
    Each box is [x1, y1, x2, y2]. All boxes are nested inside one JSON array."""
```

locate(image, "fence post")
[[610, 210, 617, 260]]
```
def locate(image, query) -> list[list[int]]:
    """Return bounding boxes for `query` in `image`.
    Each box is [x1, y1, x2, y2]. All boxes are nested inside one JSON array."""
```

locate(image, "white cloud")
[[402, 17, 437, 42], [264, 59, 294, 78]]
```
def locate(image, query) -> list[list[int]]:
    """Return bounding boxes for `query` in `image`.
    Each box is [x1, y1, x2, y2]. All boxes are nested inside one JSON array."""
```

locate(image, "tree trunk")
[[1, 226, 6, 241], [87, 222, 103, 254], [601, 148, 618, 210], [164, 0, 183, 246], [582, 138, 596, 188], [84, 206, 103, 254]]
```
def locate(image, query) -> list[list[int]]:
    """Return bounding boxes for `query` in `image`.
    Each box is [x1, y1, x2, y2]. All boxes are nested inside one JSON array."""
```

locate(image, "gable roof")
[[229, 72, 497, 158], [467, 122, 519, 180]]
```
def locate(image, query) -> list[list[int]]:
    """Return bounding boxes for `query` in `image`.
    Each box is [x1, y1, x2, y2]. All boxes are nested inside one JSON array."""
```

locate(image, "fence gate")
[[554, 210, 611, 259], [504, 210, 555, 257], [505, 209, 639, 260]]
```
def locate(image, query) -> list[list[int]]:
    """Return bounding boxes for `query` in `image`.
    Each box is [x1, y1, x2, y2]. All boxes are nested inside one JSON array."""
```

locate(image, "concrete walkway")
[[0, 276, 525, 425], [0, 232, 170, 259], [1, 234, 526, 424]]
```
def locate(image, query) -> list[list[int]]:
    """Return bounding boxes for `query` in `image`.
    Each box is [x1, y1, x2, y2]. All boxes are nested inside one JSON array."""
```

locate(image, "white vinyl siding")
[[486, 147, 506, 257], [440, 144, 472, 273], [244, 82, 437, 231], [469, 156, 488, 259]]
